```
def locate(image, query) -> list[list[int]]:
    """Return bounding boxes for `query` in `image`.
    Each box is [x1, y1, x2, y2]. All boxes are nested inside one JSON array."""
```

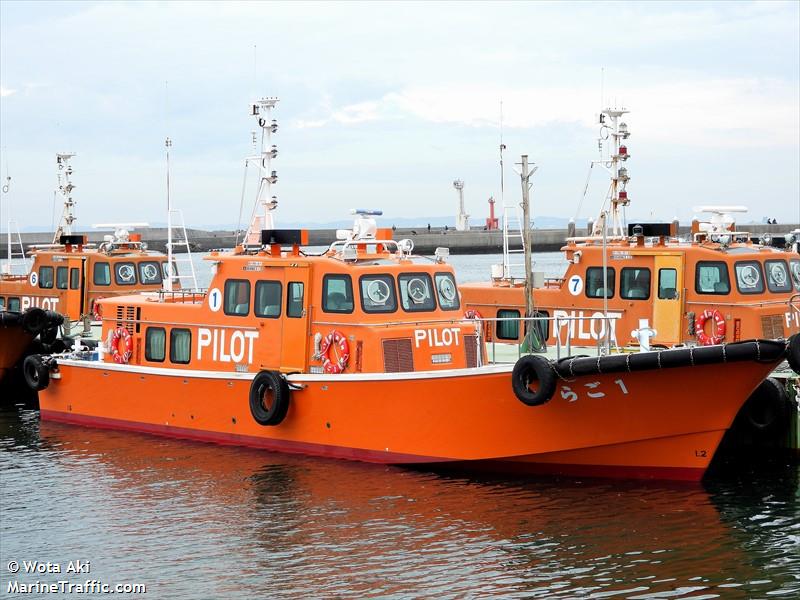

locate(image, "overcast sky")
[[1, 0, 798, 231]]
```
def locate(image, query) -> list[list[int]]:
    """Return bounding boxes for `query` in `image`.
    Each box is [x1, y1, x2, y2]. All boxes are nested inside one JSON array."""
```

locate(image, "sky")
[[1, 0, 799, 231]]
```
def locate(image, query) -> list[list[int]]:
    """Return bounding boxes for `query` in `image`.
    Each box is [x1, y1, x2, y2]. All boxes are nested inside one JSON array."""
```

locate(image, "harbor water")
[[2, 252, 799, 598]]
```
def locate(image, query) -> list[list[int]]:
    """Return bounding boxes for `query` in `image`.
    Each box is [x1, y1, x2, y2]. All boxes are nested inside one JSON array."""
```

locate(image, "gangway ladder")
[[501, 197, 527, 283], [165, 208, 199, 291], [3, 219, 29, 276]]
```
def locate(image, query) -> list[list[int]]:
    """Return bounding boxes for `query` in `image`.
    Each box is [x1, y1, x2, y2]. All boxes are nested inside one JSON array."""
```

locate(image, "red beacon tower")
[[485, 196, 499, 230]]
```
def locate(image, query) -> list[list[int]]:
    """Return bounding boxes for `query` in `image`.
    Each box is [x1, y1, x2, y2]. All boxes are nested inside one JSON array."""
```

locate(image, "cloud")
[[1, 86, 17, 97], [298, 78, 799, 148]]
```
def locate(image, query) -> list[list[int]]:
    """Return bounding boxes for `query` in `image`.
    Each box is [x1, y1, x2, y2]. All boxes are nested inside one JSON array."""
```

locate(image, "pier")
[[2, 222, 797, 257]]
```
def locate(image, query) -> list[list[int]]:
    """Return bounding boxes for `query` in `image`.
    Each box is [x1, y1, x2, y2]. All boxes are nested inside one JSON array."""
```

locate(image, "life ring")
[[91, 297, 105, 321], [319, 329, 350, 374], [695, 308, 726, 346], [109, 327, 133, 364]]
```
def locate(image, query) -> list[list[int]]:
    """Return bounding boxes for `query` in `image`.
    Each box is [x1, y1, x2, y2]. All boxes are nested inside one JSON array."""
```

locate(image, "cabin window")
[[170, 328, 191, 364], [255, 281, 282, 318], [658, 269, 678, 299], [695, 261, 730, 295], [56, 266, 69, 289], [8, 297, 20, 311], [139, 261, 163, 285], [496, 309, 520, 340], [94, 262, 111, 286], [70, 268, 80, 290], [287, 282, 304, 318], [359, 274, 397, 313], [115, 262, 137, 286], [764, 260, 792, 293], [145, 327, 166, 362], [434, 273, 460, 311], [322, 275, 354, 313], [734, 261, 764, 295], [224, 279, 251, 316], [0, 297, 4, 310], [585, 267, 615, 299], [39, 266, 54, 289], [398, 273, 436, 312], [620, 267, 651, 300], [162, 261, 179, 282], [790, 259, 800, 291]]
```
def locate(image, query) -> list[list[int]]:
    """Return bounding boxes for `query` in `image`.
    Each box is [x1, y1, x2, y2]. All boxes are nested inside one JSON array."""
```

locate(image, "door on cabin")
[[652, 255, 684, 345], [64, 257, 86, 320], [280, 266, 310, 372]]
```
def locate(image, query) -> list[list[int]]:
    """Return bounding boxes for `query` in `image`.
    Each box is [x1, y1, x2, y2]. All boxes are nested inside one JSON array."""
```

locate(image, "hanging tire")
[[787, 334, 800, 374], [249, 370, 290, 426], [23, 355, 50, 391], [511, 355, 556, 407], [21, 307, 47, 335], [741, 377, 791, 434]]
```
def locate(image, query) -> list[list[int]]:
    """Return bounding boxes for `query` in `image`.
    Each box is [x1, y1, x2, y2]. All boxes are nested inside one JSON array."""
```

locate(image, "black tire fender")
[[511, 355, 556, 407], [787, 334, 800, 374], [21, 307, 47, 335], [743, 377, 791, 433], [249, 370, 290, 426], [23, 354, 50, 391]]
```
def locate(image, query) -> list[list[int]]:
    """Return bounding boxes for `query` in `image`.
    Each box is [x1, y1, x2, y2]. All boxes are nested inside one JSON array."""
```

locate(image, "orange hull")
[[39, 357, 779, 480]]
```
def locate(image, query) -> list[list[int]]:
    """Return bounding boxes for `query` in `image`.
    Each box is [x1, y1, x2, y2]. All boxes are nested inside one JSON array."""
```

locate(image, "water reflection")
[[1, 412, 796, 598]]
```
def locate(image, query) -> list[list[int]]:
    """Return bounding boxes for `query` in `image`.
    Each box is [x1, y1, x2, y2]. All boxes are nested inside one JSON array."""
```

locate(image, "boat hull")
[[39, 357, 780, 480]]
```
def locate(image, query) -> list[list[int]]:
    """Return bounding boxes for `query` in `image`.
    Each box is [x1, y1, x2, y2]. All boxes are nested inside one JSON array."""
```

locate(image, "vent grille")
[[464, 335, 479, 368], [761, 314, 784, 339], [383, 338, 414, 373], [116, 305, 136, 335]]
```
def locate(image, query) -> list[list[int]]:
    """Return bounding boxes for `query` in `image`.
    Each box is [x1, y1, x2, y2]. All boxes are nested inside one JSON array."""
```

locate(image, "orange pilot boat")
[[31, 98, 800, 481], [459, 107, 800, 355], [1, 152, 196, 390]]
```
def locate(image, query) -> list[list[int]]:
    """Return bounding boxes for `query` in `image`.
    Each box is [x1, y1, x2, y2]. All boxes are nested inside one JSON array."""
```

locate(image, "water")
[[2, 251, 799, 597], [2, 412, 799, 598]]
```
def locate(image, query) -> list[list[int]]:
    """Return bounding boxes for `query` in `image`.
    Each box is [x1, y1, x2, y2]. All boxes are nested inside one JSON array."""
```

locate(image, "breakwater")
[[2, 223, 797, 257]]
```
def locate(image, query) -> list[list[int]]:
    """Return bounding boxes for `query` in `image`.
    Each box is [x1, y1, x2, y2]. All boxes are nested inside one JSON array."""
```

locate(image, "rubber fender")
[[21, 307, 47, 335], [511, 355, 556, 407], [43, 310, 64, 326], [249, 370, 290, 426], [741, 377, 791, 433], [787, 334, 800, 374], [22, 355, 50, 391], [40, 325, 59, 345], [0, 311, 22, 328]]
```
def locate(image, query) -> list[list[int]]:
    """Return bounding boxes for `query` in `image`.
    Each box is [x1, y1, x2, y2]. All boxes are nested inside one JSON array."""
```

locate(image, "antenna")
[[499, 100, 506, 205], [165, 137, 173, 291]]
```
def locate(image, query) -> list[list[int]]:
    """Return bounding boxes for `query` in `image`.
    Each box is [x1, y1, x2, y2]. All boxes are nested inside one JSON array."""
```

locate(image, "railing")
[[157, 288, 207, 304], [313, 313, 621, 363]]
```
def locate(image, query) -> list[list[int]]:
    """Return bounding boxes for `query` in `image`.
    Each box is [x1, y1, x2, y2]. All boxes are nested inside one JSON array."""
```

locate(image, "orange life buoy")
[[109, 327, 133, 364], [91, 297, 104, 321], [319, 329, 350, 374], [695, 309, 726, 346]]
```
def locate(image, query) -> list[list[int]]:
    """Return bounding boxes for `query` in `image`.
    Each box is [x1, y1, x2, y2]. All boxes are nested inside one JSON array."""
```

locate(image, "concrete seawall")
[[2, 223, 798, 258]]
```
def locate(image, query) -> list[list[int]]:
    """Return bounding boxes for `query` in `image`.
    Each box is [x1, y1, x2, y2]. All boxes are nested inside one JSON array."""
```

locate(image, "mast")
[[518, 156, 537, 323], [244, 97, 279, 245], [52, 153, 77, 243], [590, 107, 630, 238]]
